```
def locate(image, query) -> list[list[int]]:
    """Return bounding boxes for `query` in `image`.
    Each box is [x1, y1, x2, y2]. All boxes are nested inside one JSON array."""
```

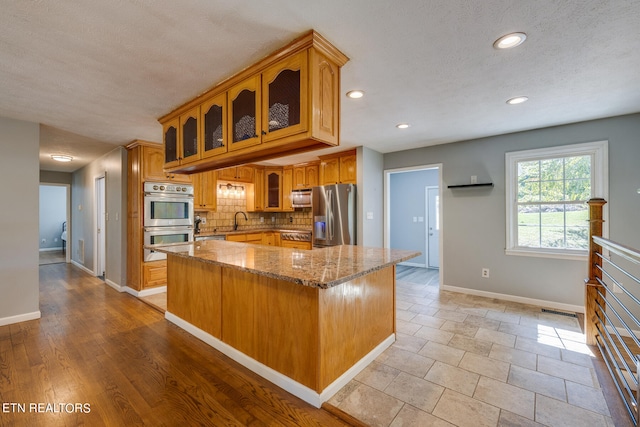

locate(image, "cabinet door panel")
[[228, 76, 261, 151], [265, 169, 282, 210], [201, 93, 227, 158], [180, 106, 200, 164], [306, 164, 319, 187], [164, 118, 180, 168], [262, 51, 308, 142]]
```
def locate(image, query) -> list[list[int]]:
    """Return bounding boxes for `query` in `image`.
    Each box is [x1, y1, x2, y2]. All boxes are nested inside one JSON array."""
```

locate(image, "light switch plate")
[[366, 212, 374, 220]]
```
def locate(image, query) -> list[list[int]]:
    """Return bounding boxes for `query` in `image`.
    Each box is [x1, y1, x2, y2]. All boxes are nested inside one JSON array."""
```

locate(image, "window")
[[505, 141, 608, 259]]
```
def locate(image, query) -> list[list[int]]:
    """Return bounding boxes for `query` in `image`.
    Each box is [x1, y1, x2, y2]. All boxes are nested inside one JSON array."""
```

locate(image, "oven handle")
[[144, 226, 194, 232]]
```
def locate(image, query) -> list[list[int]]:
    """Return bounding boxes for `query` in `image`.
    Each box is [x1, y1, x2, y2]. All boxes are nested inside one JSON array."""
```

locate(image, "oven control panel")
[[144, 182, 194, 196]]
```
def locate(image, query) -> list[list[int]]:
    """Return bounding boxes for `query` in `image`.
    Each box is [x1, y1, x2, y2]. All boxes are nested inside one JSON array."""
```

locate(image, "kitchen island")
[[150, 240, 419, 407]]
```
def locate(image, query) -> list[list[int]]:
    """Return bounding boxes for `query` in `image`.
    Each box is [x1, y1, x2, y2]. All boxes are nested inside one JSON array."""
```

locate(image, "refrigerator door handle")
[[327, 189, 334, 241]]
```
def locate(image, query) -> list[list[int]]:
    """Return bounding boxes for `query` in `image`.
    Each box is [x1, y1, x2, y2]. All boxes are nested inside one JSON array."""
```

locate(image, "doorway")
[[426, 186, 440, 269], [39, 184, 70, 265], [95, 175, 106, 278], [384, 164, 443, 282]]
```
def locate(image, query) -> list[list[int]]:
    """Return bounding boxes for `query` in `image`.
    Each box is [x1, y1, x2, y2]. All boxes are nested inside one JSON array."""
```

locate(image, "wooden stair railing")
[[585, 198, 640, 425]]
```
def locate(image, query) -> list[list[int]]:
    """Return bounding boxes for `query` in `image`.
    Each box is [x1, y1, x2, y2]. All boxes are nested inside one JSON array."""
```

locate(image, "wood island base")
[[164, 254, 397, 407]]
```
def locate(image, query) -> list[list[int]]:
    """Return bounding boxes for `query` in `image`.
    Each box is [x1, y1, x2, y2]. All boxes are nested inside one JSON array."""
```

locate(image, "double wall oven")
[[143, 182, 194, 261]]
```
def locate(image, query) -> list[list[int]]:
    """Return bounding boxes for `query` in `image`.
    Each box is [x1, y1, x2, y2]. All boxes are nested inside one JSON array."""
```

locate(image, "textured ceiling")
[[1, 1, 639, 172]]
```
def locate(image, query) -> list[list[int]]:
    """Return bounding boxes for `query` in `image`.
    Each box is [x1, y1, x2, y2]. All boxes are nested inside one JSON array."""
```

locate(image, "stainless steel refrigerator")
[[312, 183, 356, 247]]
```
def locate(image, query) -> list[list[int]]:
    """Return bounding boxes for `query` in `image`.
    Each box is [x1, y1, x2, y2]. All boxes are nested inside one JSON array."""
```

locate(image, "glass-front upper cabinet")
[[180, 106, 200, 164], [200, 93, 227, 158], [265, 169, 282, 210], [228, 75, 261, 151], [262, 51, 308, 142], [164, 118, 180, 168]]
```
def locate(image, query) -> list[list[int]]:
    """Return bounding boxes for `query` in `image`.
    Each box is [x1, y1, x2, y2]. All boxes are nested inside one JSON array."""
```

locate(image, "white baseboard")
[[0, 311, 41, 327], [70, 260, 95, 276], [442, 284, 584, 314], [105, 279, 125, 292], [39, 247, 64, 252], [165, 311, 394, 408], [124, 286, 167, 297]]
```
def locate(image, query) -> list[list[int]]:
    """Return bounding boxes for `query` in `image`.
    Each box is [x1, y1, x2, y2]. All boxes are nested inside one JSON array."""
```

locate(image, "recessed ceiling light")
[[51, 155, 73, 162], [493, 32, 527, 49], [506, 96, 529, 105], [346, 90, 364, 99], [396, 123, 410, 129]]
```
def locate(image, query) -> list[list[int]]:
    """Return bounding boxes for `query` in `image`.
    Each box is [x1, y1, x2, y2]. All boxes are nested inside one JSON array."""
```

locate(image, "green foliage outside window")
[[516, 155, 591, 249]]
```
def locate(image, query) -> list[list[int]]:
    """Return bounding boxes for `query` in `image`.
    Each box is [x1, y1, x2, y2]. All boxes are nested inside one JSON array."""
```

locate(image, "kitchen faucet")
[[234, 211, 248, 231]]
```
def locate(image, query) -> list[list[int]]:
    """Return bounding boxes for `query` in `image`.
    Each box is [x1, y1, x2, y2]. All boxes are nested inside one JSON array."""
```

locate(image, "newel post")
[[585, 198, 607, 346]]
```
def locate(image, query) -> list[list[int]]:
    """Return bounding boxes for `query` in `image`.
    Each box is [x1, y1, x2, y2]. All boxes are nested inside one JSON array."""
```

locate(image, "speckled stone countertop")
[[195, 227, 312, 238], [150, 240, 420, 289]]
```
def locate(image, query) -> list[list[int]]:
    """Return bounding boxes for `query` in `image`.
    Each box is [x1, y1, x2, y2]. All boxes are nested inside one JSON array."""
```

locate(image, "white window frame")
[[505, 140, 608, 260]]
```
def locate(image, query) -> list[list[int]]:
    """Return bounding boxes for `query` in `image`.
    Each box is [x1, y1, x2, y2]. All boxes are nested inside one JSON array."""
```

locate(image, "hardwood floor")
[[0, 263, 353, 426], [38, 249, 65, 265]]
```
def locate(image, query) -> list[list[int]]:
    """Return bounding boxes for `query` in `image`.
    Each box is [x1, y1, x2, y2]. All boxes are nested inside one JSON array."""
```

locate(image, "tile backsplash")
[[196, 181, 312, 232]]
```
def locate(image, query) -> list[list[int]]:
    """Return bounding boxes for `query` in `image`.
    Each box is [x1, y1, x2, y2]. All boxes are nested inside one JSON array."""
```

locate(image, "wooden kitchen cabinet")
[[293, 162, 319, 189], [194, 170, 217, 211], [143, 260, 167, 288], [319, 157, 340, 185], [200, 92, 228, 159], [228, 75, 261, 152], [126, 140, 190, 292], [339, 153, 357, 184], [217, 165, 254, 183], [247, 167, 264, 212], [159, 30, 348, 174], [261, 51, 308, 143], [319, 149, 357, 185], [280, 239, 312, 250], [163, 107, 202, 168], [264, 168, 283, 211], [262, 231, 280, 247], [143, 144, 191, 183], [282, 167, 294, 211]]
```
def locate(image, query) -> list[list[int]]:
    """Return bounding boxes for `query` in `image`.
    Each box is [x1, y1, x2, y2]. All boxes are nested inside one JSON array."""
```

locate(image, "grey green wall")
[[0, 117, 40, 325], [357, 146, 384, 248], [390, 169, 439, 266], [384, 113, 640, 309], [71, 146, 127, 288], [40, 170, 72, 185], [39, 185, 67, 250]]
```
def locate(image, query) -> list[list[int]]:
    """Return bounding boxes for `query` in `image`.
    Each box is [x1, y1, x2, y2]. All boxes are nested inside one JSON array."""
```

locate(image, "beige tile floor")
[[328, 266, 615, 427]]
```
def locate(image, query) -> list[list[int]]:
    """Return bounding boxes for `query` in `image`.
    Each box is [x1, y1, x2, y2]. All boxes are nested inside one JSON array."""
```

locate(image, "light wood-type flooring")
[[0, 263, 354, 426], [38, 249, 66, 265]]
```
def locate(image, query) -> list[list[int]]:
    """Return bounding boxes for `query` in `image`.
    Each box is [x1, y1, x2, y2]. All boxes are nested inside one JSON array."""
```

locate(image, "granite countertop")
[[149, 240, 420, 289]]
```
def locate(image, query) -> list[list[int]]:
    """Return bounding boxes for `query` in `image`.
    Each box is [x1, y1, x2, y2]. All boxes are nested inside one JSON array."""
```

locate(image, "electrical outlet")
[[201, 217, 206, 224], [482, 268, 490, 278], [41, 238, 46, 244], [271, 216, 275, 223], [289, 216, 293, 223], [260, 217, 264, 223]]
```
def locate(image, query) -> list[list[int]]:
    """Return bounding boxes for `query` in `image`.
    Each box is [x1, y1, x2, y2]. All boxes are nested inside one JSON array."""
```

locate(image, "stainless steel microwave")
[[291, 189, 312, 208]]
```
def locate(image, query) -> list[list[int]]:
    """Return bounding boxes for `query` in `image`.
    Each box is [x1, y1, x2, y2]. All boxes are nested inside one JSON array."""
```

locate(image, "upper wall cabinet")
[[262, 51, 307, 143], [159, 30, 348, 174], [201, 93, 227, 159]]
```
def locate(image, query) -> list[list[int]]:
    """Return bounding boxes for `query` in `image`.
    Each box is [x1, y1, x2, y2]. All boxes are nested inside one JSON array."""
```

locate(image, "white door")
[[96, 176, 106, 277], [426, 186, 440, 269]]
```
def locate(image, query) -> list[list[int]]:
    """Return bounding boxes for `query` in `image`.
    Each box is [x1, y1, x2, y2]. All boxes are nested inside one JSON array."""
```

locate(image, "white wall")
[[39, 185, 67, 250], [71, 146, 127, 287], [0, 117, 40, 325], [384, 113, 640, 309]]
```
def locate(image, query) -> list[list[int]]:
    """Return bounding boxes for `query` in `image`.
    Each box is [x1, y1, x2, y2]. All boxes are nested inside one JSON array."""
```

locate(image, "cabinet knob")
[[261, 130, 267, 135]]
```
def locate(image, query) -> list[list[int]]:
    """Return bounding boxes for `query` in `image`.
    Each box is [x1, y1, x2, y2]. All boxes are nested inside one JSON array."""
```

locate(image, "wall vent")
[[541, 308, 578, 318]]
